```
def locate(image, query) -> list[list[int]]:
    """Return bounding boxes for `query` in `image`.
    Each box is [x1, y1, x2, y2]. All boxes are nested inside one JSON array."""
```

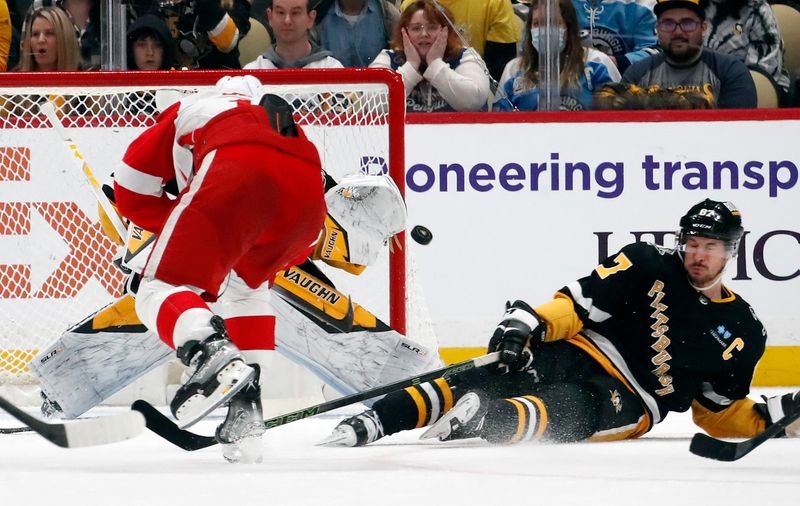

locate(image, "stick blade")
[[131, 400, 217, 451], [59, 411, 145, 448], [689, 433, 741, 462]]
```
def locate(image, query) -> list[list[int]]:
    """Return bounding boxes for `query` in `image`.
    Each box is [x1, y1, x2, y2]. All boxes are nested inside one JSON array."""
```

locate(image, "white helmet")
[[214, 75, 263, 101]]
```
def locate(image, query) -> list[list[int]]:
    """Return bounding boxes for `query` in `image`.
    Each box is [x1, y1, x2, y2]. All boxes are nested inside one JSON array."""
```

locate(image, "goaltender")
[[323, 199, 800, 446]]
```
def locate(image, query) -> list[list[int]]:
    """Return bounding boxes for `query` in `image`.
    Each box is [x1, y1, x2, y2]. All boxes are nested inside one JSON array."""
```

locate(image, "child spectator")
[[127, 13, 176, 70]]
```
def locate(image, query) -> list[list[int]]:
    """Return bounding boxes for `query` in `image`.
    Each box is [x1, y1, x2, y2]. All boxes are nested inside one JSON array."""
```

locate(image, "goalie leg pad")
[[29, 296, 173, 419]]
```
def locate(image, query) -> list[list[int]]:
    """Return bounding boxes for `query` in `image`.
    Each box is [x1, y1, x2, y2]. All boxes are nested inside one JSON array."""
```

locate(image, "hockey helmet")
[[677, 199, 744, 255], [214, 75, 263, 101]]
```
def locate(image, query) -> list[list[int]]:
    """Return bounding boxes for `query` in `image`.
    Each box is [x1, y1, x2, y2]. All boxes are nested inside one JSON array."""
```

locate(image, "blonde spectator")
[[18, 6, 80, 71], [493, 0, 620, 111], [2, 7, 81, 117], [370, 0, 490, 112]]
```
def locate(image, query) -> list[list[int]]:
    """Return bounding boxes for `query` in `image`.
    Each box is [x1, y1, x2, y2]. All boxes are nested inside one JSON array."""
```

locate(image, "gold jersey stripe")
[[405, 386, 428, 429], [433, 378, 454, 413]]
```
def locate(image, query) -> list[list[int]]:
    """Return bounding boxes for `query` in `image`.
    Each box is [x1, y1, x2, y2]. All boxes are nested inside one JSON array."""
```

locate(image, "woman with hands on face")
[[369, 0, 490, 112]]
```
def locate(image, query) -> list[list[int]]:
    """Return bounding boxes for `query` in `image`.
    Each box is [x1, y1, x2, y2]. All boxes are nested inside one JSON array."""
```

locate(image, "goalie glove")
[[487, 300, 546, 373], [757, 391, 800, 437]]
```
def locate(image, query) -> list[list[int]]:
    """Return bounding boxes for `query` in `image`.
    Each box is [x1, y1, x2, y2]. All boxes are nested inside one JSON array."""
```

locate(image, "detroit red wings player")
[[114, 75, 326, 463]]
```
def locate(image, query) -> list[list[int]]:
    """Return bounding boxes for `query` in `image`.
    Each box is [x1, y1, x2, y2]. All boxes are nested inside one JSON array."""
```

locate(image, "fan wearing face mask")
[[493, 0, 621, 111]]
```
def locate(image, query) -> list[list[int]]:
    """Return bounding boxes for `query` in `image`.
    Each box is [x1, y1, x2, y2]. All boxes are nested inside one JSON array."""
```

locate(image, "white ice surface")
[[0, 391, 798, 506]]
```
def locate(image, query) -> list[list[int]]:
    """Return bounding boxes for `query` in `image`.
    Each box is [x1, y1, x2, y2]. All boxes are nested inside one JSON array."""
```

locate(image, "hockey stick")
[[132, 352, 501, 451], [39, 101, 128, 239], [0, 425, 33, 434], [689, 406, 800, 461], [0, 396, 145, 448]]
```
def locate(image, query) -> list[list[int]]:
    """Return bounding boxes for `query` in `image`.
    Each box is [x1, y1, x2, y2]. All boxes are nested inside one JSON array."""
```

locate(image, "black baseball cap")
[[654, 0, 708, 19]]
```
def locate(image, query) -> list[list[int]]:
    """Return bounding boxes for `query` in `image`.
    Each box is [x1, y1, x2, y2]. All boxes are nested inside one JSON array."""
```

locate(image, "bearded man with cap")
[[620, 0, 756, 108], [321, 199, 800, 449]]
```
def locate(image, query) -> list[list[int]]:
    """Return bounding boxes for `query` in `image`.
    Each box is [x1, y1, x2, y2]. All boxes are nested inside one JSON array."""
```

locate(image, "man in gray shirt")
[[622, 0, 756, 108]]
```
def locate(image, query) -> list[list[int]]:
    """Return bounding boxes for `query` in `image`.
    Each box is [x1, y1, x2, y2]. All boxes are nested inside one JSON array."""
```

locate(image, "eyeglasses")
[[657, 18, 701, 33], [407, 23, 442, 35]]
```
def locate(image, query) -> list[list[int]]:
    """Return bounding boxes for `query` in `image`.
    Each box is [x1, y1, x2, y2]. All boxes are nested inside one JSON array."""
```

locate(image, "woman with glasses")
[[492, 0, 621, 111], [368, 0, 491, 112]]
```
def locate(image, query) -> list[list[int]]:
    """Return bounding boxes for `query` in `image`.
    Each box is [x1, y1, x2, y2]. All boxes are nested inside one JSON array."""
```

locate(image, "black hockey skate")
[[170, 316, 255, 428], [318, 409, 384, 447], [215, 364, 266, 464], [420, 391, 487, 441]]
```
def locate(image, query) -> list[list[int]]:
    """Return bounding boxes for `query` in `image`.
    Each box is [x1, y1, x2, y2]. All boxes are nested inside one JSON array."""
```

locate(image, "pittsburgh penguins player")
[[322, 199, 800, 446]]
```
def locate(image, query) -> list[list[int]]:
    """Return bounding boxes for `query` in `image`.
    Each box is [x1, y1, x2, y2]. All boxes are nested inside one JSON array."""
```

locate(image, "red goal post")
[[0, 69, 407, 390]]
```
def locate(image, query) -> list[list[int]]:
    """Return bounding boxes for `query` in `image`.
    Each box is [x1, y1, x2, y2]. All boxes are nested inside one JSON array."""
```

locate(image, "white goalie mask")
[[214, 75, 264, 101], [325, 173, 407, 266]]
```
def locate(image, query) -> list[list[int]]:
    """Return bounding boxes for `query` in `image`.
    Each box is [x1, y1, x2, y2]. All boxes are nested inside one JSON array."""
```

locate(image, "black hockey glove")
[[756, 391, 800, 437], [487, 300, 546, 373], [194, 0, 227, 32]]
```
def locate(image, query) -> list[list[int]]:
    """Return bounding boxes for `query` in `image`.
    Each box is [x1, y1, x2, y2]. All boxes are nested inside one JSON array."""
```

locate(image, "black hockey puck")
[[410, 225, 433, 245]]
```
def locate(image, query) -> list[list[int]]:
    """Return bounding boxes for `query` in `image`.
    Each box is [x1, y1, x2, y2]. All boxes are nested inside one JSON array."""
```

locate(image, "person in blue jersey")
[[369, 0, 491, 112], [574, 0, 661, 73], [493, 0, 621, 111]]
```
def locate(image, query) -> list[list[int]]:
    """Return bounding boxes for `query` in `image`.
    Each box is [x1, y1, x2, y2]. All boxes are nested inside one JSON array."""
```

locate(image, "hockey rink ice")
[[0, 389, 798, 506]]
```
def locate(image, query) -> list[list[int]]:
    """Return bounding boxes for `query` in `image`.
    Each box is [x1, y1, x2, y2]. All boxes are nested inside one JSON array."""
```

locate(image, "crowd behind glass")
[[0, 0, 795, 110]]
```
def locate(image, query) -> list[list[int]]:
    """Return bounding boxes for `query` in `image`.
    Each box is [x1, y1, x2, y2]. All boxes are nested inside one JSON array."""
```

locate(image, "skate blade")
[[317, 426, 356, 447], [176, 362, 255, 429]]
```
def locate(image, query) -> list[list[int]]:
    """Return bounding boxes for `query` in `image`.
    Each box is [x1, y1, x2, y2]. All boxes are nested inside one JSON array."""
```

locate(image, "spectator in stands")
[[370, 0, 489, 112], [17, 5, 79, 70], [127, 13, 176, 70], [622, 0, 756, 108], [0, 0, 12, 70], [131, 0, 251, 69], [704, 0, 789, 94], [371, 0, 490, 111], [400, 0, 520, 82], [574, 0, 660, 74], [245, 0, 342, 68], [493, 0, 620, 111], [311, 0, 399, 67], [2, 6, 80, 117]]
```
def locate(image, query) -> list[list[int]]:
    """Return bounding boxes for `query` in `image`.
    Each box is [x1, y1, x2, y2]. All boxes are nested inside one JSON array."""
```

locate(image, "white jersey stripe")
[[566, 281, 613, 323], [116, 162, 164, 197]]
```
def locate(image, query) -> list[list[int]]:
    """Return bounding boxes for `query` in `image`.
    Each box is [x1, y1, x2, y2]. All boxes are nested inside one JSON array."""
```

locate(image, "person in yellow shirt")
[[400, 0, 520, 80], [0, 0, 12, 71]]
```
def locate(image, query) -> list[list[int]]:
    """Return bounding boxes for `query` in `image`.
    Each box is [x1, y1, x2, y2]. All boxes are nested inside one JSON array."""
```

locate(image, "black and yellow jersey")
[[556, 241, 767, 431]]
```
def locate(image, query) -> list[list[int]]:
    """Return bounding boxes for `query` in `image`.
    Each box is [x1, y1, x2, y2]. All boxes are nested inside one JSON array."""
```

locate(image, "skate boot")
[[215, 364, 265, 464], [318, 409, 384, 447], [170, 316, 255, 428], [420, 391, 487, 441]]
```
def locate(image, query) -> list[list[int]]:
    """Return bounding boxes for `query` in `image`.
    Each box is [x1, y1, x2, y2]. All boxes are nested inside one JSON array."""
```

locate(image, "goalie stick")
[[132, 352, 501, 451], [689, 406, 800, 461], [39, 101, 127, 239], [0, 396, 145, 448]]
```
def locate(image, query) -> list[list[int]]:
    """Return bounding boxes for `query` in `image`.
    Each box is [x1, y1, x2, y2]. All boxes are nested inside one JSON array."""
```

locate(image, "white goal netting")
[[0, 70, 414, 403]]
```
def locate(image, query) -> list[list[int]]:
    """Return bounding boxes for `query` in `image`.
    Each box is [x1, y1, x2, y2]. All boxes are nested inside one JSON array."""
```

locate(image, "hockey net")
[[0, 69, 416, 405]]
